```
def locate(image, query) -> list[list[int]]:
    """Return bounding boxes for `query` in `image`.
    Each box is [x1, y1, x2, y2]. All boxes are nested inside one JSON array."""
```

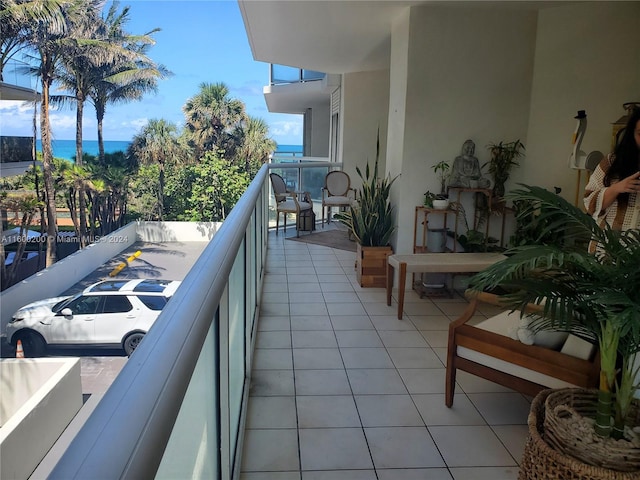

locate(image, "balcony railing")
[[50, 164, 270, 479], [1, 58, 38, 91], [269, 64, 325, 85], [49, 161, 344, 479]]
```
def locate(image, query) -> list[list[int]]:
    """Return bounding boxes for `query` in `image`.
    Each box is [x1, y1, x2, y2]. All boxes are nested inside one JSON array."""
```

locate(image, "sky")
[[0, 0, 304, 146]]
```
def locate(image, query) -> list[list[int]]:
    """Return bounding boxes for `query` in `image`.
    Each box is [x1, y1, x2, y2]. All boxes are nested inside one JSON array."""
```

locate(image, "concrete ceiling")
[[239, 1, 421, 74], [238, 1, 562, 74]]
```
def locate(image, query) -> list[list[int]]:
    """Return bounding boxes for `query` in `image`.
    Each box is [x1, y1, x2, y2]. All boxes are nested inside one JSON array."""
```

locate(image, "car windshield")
[[52, 294, 81, 313]]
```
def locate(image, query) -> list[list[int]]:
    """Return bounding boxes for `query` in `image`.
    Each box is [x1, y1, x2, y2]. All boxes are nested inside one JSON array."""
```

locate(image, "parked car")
[[5, 278, 181, 357]]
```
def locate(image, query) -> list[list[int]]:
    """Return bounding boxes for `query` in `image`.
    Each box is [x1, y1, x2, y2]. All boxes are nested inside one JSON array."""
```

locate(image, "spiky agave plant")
[[469, 184, 640, 439], [335, 131, 398, 247]]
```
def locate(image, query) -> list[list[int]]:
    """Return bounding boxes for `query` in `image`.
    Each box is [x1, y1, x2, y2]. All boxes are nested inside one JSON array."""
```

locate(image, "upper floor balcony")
[[263, 64, 339, 115], [0, 58, 41, 102]]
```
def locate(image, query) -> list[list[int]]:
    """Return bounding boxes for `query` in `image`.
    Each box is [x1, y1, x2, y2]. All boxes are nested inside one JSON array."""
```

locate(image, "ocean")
[[36, 139, 302, 160]]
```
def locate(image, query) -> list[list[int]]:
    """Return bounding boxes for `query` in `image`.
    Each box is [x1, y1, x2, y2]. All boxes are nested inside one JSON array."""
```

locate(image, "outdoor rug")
[[287, 229, 357, 252]]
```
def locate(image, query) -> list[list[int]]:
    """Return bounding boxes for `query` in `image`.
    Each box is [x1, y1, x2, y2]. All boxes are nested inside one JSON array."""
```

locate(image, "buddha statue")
[[448, 139, 491, 189]]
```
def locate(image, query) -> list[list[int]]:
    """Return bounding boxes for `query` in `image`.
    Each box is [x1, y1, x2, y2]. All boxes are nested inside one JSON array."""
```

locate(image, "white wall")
[[522, 2, 640, 204], [392, 4, 538, 255], [308, 103, 331, 157], [340, 69, 390, 188], [387, 8, 411, 248]]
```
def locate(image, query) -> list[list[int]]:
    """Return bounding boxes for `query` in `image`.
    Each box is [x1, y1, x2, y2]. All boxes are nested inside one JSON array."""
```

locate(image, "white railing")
[[49, 165, 269, 479], [269, 64, 325, 85]]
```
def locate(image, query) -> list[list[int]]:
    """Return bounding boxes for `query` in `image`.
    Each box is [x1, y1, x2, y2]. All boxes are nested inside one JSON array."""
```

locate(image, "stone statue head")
[[462, 139, 475, 156]]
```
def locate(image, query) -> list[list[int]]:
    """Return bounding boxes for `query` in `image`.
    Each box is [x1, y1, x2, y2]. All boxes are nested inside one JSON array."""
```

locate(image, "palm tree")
[[0, 192, 43, 288], [88, 2, 170, 165], [183, 82, 246, 160], [0, 0, 67, 78], [128, 119, 182, 220], [1, 0, 78, 266], [52, 0, 103, 247], [469, 184, 640, 440], [233, 116, 276, 178]]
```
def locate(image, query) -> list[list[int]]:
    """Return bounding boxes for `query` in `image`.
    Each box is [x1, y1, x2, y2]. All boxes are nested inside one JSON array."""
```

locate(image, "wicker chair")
[[269, 173, 313, 237], [321, 171, 356, 227]]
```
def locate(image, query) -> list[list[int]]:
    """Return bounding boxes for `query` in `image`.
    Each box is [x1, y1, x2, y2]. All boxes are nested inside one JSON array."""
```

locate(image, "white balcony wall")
[[390, 5, 538, 256], [304, 102, 331, 157], [340, 69, 390, 189], [523, 2, 640, 201]]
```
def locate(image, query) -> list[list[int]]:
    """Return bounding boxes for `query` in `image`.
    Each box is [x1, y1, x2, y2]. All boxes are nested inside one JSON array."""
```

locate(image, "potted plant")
[[335, 133, 398, 287], [432, 160, 450, 196], [484, 139, 525, 199], [423, 191, 437, 208], [469, 184, 640, 476]]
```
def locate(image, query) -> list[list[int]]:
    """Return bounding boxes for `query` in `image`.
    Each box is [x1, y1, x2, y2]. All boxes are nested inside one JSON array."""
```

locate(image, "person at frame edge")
[[584, 106, 640, 251]]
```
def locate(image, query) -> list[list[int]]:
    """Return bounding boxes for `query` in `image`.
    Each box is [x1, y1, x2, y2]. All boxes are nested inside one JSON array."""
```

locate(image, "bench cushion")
[[474, 311, 569, 350], [457, 311, 597, 390]]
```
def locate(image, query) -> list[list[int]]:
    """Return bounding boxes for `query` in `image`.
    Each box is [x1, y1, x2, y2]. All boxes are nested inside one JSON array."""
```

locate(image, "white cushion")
[[279, 200, 311, 212], [324, 196, 353, 206], [560, 334, 596, 360], [475, 311, 568, 350], [457, 346, 584, 390]]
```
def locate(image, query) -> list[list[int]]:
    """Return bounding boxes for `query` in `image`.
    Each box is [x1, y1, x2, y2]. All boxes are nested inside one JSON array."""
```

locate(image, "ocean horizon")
[[36, 139, 302, 161]]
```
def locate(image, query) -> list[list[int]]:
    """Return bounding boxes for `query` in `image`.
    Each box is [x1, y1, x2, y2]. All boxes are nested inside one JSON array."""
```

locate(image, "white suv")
[[5, 279, 181, 356]]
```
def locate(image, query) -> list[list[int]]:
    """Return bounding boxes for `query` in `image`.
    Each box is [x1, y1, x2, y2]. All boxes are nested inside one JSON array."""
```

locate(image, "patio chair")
[[269, 173, 313, 237], [445, 291, 599, 407], [321, 170, 356, 227]]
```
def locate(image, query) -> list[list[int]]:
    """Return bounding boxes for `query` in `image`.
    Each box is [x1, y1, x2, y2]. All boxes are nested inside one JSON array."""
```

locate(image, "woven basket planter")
[[519, 389, 640, 480]]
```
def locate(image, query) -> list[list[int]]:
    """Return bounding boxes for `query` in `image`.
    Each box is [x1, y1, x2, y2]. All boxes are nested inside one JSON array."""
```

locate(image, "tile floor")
[[240, 228, 531, 480]]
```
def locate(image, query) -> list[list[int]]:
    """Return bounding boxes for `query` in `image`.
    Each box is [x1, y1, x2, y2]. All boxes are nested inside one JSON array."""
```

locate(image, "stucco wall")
[[522, 2, 640, 203], [308, 102, 331, 157], [340, 69, 390, 189], [392, 4, 538, 254]]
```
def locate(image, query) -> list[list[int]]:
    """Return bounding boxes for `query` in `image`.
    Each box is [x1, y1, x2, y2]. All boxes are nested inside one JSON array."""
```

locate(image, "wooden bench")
[[386, 252, 507, 319], [446, 291, 599, 407]]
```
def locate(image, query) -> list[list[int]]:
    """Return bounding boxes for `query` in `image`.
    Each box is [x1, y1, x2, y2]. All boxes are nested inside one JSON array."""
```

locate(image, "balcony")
[[239, 229, 529, 479], [0, 59, 41, 101], [40, 164, 529, 479], [263, 64, 337, 115]]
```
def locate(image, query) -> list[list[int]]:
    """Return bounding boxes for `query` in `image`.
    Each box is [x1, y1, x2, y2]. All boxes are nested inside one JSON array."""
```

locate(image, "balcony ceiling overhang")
[[264, 80, 334, 114], [0, 82, 41, 101], [239, 0, 421, 74], [239, 1, 569, 74]]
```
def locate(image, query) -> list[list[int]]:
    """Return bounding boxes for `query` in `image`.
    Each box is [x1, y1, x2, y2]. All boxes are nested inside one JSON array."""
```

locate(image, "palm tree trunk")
[[75, 96, 88, 247], [40, 71, 58, 266], [158, 162, 164, 221], [97, 107, 105, 166]]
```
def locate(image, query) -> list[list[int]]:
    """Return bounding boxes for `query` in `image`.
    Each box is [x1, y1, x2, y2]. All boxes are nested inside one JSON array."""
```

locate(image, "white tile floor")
[[240, 227, 529, 480]]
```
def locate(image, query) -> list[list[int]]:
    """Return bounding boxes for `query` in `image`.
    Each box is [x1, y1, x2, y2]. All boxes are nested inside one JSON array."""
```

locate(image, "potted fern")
[[335, 133, 398, 287], [469, 184, 640, 476]]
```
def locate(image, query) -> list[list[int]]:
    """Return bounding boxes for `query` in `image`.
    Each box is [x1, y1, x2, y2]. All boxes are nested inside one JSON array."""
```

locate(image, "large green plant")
[[470, 185, 640, 440], [335, 135, 398, 246]]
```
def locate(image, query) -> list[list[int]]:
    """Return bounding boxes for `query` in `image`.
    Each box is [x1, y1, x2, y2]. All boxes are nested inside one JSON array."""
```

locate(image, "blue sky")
[[0, 1, 303, 146]]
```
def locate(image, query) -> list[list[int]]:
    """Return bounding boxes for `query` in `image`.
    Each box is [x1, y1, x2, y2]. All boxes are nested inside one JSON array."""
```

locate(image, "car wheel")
[[123, 332, 145, 356], [16, 331, 47, 357]]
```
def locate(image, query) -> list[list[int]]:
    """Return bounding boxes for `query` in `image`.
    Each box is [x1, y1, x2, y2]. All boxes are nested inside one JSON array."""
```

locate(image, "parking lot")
[[1, 240, 208, 395]]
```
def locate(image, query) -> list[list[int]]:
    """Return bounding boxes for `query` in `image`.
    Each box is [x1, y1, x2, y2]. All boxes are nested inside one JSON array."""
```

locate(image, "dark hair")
[[606, 106, 640, 185]]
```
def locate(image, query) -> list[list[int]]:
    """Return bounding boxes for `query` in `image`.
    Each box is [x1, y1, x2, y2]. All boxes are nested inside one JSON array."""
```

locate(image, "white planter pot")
[[432, 199, 449, 210]]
